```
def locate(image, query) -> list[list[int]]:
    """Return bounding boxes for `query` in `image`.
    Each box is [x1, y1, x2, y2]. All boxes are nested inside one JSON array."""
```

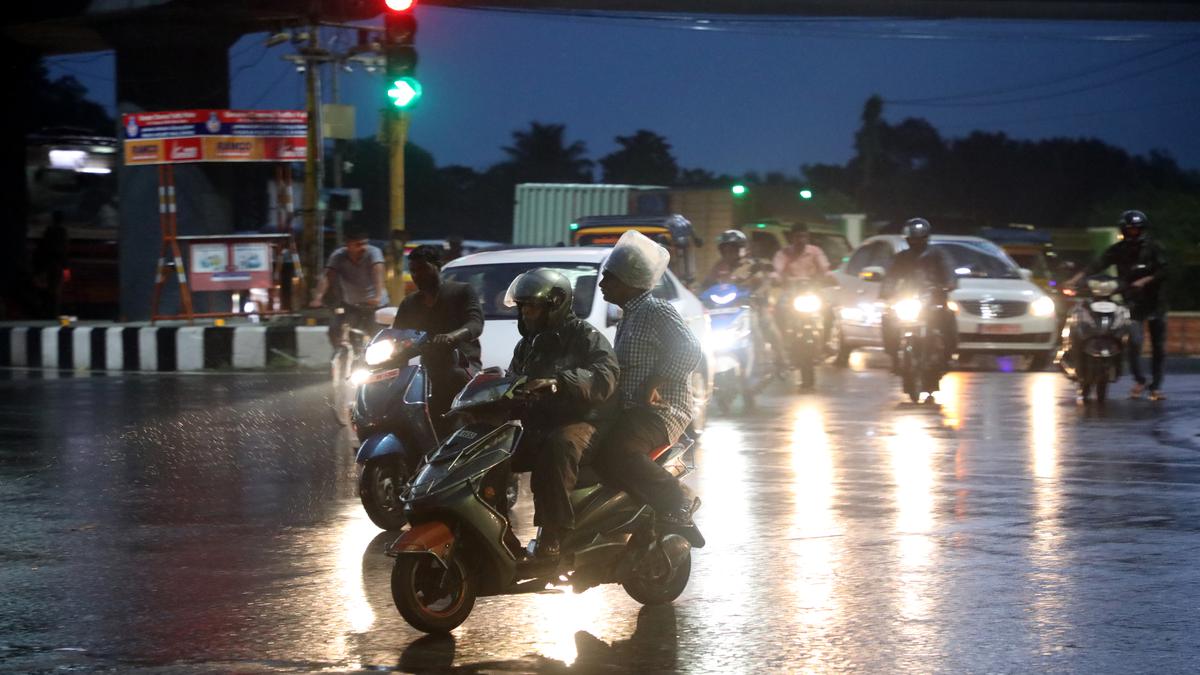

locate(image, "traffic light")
[[384, 0, 421, 108], [799, 188, 813, 200], [731, 183, 748, 197]]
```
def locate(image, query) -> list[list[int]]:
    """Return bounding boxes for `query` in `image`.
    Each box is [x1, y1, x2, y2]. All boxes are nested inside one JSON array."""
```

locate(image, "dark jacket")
[[882, 245, 958, 301], [1085, 238, 1168, 320], [508, 315, 620, 427], [393, 280, 484, 369]]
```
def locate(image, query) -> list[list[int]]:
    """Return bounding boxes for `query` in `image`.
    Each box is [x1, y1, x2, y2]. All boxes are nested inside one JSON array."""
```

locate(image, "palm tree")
[[599, 129, 679, 185], [501, 122, 593, 183]]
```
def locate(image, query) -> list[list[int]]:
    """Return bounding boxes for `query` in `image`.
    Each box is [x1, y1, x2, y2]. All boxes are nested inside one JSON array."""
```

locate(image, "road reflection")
[[1027, 373, 1070, 651], [888, 413, 940, 655], [785, 400, 845, 671]]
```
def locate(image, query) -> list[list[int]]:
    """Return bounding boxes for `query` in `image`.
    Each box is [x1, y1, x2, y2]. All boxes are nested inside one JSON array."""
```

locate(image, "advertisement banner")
[[122, 110, 307, 165], [190, 241, 274, 291]]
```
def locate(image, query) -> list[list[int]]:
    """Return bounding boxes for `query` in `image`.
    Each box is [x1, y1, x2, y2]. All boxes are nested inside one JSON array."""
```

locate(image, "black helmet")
[[903, 217, 933, 240], [717, 230, 748, 248], [1119, 210, 1149, 240], [504, 268, 574, 335]]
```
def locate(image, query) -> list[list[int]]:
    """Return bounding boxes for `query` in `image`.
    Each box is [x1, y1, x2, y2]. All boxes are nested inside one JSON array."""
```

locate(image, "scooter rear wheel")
[[392, 554, 476, 634], [622, 548, 691, 606]]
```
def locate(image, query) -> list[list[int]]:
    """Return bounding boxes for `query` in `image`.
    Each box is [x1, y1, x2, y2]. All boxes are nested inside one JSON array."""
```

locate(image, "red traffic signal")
[[385, 0, 415, 11]]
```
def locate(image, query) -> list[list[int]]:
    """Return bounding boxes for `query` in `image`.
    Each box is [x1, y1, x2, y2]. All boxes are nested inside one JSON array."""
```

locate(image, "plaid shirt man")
[[614, 291, 702, 441]]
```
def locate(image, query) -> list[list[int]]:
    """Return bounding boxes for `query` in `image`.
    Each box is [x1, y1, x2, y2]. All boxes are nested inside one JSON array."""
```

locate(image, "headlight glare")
[[893, 298, 922, 323], [349, 369, 371, 386], [1030, 296, 1056, 317], [792, 294, 822, 313], [365, 340, 397, 366]]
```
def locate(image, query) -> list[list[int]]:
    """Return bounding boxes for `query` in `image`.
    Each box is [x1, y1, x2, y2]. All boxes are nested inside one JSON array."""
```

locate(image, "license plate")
[[980, 323, 1022, 335], [366, 368, 400, 384]]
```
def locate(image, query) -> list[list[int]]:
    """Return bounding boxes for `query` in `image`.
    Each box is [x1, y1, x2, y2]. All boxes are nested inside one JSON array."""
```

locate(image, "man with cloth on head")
[[594, 231, 702, 529], [504, 268, 620, 558]]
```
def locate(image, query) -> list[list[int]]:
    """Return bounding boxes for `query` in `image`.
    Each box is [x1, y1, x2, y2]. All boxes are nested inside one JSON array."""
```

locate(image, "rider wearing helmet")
[[505, 268, 620, 558], [1076, 210, 1169, 400], [703, 230, 771, 290], [880, 217, 959, 372]]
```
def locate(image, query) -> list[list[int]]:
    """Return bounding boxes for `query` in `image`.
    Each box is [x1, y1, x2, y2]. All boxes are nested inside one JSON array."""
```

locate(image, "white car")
[[830, 235, 1059, 370], [440, 247, 715, 430]]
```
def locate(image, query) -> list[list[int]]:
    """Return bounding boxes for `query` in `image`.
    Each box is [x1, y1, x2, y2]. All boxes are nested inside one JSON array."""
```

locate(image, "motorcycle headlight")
[[709, 291, 738, 306], [792, 294, 822, 313], [1030, 296, 1056, 318], [709, 329, 740, 352], [349, 368, 371, 386], [893, 298, 922, 323], [947, 300, 960, 313], [365, 340, 397, 366]]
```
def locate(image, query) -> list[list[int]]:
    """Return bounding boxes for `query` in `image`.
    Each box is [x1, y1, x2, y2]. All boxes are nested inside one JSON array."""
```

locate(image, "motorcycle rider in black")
[[881, 218, 959, 372], [392, 245, 484, 434], [1076, 210, 1169, 401], [505, 269, 620, 558]]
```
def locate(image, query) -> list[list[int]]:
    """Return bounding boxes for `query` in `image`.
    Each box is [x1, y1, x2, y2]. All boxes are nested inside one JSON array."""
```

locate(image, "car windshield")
[[933, 241, 1022, 279], [442, 262, 600, 320]]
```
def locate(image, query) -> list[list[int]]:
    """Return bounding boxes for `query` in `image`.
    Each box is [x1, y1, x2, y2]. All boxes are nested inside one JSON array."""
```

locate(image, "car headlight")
[[1030, 296, 1056, 318], [365, 340, 397, 366], [893, 298, 922, 323], [792, 294, 822, 313], [349, 368, 371, 386], [947, 300, 960, 313]]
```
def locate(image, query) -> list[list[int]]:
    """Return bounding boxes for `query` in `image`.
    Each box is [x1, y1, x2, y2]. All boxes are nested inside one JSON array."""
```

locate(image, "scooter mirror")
[[375, 306, 398, 325]]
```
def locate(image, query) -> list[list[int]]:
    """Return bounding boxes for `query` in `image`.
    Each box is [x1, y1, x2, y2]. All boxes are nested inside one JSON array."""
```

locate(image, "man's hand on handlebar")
[[525, 378, 558, 395], [431, 333, 455, 347], [308, 299, 323, 309]]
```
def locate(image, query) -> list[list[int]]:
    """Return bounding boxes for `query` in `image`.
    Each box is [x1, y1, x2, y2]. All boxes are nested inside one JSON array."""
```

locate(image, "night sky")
[[45, 7, 1200, 174]]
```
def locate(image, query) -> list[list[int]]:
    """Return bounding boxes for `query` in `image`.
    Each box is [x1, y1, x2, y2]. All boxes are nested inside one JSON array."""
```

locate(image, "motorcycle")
[[782, 282, 825, 391], [1056, 274, 1131, 402], [701, 283, 757, 413], [387, 370, 704, 634], [892, 289, 949, 404]]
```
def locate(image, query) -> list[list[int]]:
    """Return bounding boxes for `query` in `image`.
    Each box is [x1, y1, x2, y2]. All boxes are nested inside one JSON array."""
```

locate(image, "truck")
[[511, 183, 668, 246]]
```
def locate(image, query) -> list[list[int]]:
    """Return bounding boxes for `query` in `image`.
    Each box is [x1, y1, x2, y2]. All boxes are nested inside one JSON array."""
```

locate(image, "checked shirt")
[[614, 291, 702, 441]]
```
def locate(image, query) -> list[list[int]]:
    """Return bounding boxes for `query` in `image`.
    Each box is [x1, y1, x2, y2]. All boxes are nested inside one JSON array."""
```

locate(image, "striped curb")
[[0, 325, 332, 372]]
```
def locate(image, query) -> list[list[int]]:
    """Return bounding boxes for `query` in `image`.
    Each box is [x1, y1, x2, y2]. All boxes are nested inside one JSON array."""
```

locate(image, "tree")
[[500, 122, 593, 184], [599, 129, 679, 185]]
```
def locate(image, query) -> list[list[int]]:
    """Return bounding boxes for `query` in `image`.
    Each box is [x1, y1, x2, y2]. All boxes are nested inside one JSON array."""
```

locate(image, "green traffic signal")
[[731, 183, 748, 197], [799, 189, 813, 200], [388, 77, 423, 108]]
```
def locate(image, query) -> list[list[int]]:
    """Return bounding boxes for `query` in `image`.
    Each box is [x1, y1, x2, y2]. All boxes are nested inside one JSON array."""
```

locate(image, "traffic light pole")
[[389, 109, 407, 238]]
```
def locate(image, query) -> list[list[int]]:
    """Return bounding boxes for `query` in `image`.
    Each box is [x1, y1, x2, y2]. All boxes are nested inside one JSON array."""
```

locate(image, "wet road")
[[3, 361, 1200, 673]]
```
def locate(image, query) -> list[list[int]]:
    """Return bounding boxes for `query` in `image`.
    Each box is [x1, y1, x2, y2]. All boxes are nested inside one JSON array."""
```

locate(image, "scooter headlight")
[[893, 298, 922, 323], [349, 368, 371, 386], [1030, 296, 1056, 318], [792, 294, 822, 314], [365, 339, 397, 366], [709, 329, 741, 352], [709, 291, 738, 306]]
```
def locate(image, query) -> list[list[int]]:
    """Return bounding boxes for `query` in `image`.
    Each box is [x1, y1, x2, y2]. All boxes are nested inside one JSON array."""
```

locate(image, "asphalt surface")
[[3, 358, 1200, 673]]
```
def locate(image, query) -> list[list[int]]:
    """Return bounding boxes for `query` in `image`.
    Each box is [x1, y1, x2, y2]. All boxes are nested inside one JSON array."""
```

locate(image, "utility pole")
[[330, 60, 345, 245], [300, 25, 326, 294]]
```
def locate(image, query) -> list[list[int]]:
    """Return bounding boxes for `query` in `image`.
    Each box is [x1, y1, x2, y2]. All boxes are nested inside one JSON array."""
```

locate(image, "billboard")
[[122, 110, 307, 165]]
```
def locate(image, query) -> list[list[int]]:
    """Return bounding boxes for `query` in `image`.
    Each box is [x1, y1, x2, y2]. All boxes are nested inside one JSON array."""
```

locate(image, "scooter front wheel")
[[623, 548, 691, 606], [359, 458, 410, 531], [392, 553, 476, 634]]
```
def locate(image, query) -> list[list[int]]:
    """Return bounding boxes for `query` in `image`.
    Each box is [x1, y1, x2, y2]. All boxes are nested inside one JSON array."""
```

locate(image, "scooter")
[[1056, 274, 1131, 402], [387, 370, 704, 634], [892, 289, 949, 404], [782, 281, 824, 391], [350, 328, 442, 530], [701, 283, 756, 413]]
